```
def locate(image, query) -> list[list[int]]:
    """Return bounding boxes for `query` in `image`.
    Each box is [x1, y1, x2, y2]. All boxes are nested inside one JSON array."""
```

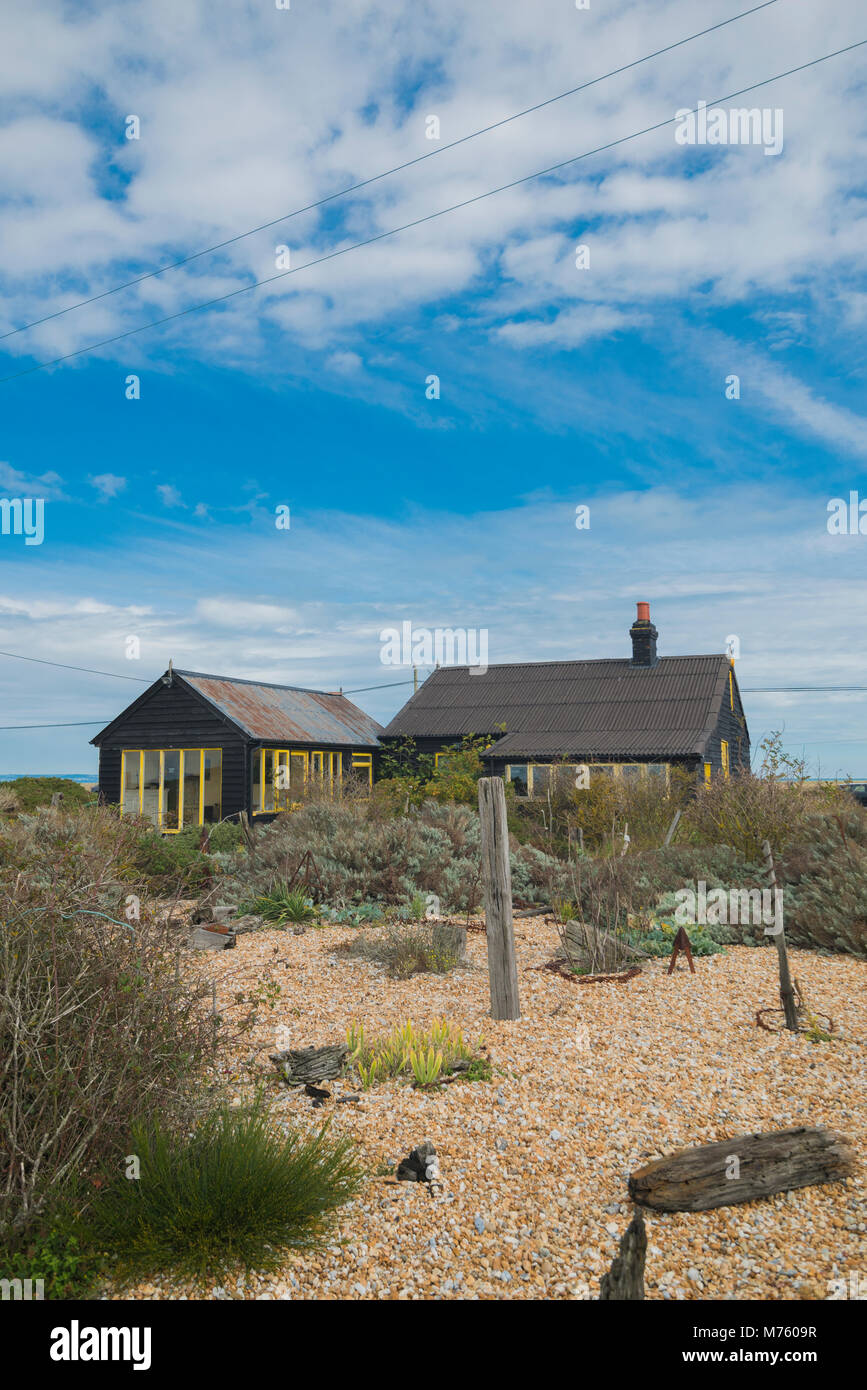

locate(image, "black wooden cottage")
[[91, 668, 382, 831], [381, 603, 750, 797]]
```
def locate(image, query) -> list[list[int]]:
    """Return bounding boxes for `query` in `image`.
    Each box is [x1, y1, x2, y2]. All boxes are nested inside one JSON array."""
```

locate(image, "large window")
[[506, 761, 671, 797], [350, 753, 373, 789], [252, 747, 358, 813], [121, 749, 222, 831]]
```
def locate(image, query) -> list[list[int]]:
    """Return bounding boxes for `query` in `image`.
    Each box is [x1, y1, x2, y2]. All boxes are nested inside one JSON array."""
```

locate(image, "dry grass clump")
[[345, 922, 468, 978]]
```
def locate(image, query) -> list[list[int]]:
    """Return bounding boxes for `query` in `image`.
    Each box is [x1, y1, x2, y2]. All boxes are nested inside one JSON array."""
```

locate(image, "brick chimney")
[[629, 601, 658, 667]]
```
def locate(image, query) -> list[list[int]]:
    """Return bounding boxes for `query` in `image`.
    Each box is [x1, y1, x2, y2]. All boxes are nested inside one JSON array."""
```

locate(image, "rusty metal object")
[[667, 925, 695, 975], [286, 849, 325, 902]]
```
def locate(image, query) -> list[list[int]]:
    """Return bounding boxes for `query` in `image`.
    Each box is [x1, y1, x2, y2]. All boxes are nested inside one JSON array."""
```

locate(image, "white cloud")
[[89, 473, 126, 499], [0, 462, 66, 498], [156, 483, 183, 507], [0, 0, 862, 401]]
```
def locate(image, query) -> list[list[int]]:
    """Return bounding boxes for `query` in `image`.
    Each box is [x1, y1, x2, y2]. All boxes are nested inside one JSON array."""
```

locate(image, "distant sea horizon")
[[0, 772, 98, 784]]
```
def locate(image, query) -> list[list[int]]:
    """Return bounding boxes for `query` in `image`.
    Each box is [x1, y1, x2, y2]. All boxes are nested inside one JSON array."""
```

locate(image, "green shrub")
[[3, 1222, 92, 1300], [346, 1019, 482, 1089], [0, 805, 212, 1254], [777, 808, 867, 955], [80, 1102, 364, 1283], [226, 798, 569, 912], [244, 884, 317, 926], [1, 776, 93, 813], [320, 901, 386, 928]]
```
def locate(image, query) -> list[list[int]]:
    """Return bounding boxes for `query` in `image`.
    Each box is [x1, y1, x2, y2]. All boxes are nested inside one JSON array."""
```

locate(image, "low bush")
[[0, 805, 212, 1259], [681, 772, 849, 861], [226, 798, 570, 913], [345, 1019, 484, 1089], [777, 808, 867, 955], [243, 884, 317, 926], [80, 1102, 364, 1283], [0, 776, 93, 813], [346, 922, 467, 978]]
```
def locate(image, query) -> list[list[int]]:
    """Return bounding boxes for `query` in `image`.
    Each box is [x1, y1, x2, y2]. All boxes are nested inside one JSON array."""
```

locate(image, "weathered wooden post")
[[477, 777, 520, 1020], [663, 809, 682, 847], [599, 1206, 646, 1300], [762, 839, 798, 1032]]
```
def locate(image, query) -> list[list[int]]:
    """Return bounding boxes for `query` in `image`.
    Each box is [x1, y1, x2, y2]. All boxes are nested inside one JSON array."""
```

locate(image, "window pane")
[[263, 750, 275, 811], [591, 764, 614, 780], [122, 752, 140, 817], [203, 750, 222, 823], [351, 754, 372, 789], [330, 752, 342, 794], [162, 750, 180, 831], [275, 751, 291, 810], [508, 764, 528, 797], [182, 749, 201, 826], [290, 752, 307, 795], [531, 765, 550, 798], [620, 764, 641, 783], [252, 750, 261, 813], [647, 763, 667, 779], [142, 751, 160, 824]]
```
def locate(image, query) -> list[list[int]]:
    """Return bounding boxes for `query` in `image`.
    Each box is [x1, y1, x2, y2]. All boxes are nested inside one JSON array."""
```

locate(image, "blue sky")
[[0, 0, 865, 775]]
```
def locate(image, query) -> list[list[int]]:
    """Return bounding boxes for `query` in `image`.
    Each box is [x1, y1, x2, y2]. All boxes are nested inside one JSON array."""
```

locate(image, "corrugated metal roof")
[[382, 655, 733, 759], [177, 670, 382, 746]]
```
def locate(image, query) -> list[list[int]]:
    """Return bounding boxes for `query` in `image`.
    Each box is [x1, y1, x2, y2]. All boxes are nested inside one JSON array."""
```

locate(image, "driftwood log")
[[629, 1126, 855, 1213], [269, 1044, 348, 1086], [599, 1208, 646, 1300]]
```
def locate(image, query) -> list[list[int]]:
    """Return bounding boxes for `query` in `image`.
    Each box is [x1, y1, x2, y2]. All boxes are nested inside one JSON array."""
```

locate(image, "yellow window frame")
[[704, 761, 712, 785], [351, 752, 373, 789], [121, 748, 220, 830], [255, 747, 348, 813], [720, 740, 730, 779]]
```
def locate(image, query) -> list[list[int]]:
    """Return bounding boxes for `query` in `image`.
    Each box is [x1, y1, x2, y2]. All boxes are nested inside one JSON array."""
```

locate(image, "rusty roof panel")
[[177, 670, 382, 746]]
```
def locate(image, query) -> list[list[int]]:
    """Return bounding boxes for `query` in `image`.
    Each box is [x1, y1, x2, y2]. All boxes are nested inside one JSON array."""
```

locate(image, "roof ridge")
[[418, 653, 726, 673], [176, 669, 341, 697]]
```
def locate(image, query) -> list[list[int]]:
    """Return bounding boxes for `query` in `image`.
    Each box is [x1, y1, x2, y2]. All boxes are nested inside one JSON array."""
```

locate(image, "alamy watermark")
[[1, 1277, 44, 1300], [0, 497, 44, 546], [674, 880, 783, 935], [380, 622, 488, 675], [675, 101, 784, 157]]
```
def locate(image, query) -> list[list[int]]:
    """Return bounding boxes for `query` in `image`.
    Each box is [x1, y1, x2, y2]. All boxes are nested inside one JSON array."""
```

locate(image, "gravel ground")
[[114, 917, 866, 1301]]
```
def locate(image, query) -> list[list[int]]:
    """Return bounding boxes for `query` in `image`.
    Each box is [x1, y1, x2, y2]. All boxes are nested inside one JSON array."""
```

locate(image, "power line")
[[0, 649, 151, 681], [0, 720, 112, 730], [742, 686, 867, 692], [0, 647, 429, 695], [0, 0, 783, 344], [341, 675, 431, 694], [3, 39, 864, 386]]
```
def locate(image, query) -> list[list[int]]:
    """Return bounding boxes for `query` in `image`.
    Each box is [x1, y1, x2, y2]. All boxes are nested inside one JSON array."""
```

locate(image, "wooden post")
[[663, 809, 682, 847], [762, 839, 798, 1032], [599, 1207, 646, 1300], [477, 777, 520, 1020]]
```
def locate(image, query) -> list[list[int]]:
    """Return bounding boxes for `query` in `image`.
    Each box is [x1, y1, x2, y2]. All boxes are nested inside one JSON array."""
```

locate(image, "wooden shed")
[[91, 667, 382, 831]]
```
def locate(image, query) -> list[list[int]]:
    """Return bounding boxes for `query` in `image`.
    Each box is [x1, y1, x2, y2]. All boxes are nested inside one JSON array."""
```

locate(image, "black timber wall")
[[706, 670, 750, 773], [95, 682, 248, 819]]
